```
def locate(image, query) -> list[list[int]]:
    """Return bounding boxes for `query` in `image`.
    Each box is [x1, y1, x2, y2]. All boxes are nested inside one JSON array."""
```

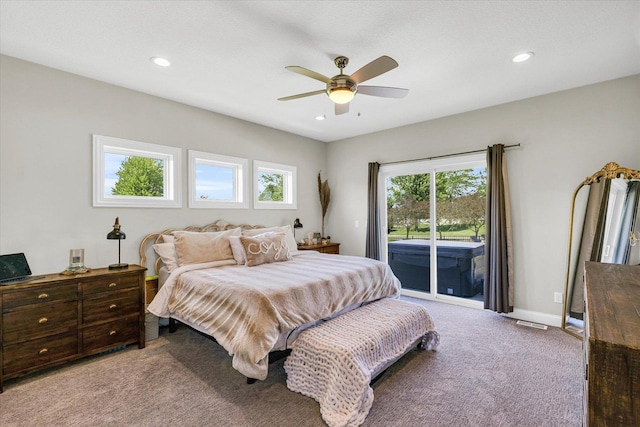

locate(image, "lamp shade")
[[293, 218, 303, 229], [107, 217, 126, 240]]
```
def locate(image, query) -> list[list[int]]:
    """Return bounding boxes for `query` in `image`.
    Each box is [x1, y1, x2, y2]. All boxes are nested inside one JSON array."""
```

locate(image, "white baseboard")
[[505, 308, 562, 328], [401, 289, 562, 328]]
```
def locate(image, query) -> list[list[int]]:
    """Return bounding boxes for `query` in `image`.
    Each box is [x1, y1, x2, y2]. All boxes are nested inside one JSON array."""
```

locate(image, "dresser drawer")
[[2, 283, 77, 311], [82, 316, 139, 353], [82, 288, 139, 324], [2, 301, 78, 343], [81, 275, 139, 296], [3, 331, 78, 376]]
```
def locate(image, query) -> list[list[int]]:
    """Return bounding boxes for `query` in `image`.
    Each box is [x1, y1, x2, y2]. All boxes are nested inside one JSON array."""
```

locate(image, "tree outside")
[[258, 172, 284, 201], [387, 168, 486, 240], [112, 156, 164, 197]]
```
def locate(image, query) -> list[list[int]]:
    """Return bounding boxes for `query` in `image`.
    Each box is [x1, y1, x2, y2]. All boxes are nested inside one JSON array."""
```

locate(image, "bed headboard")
[[139, 219, 264, 276]]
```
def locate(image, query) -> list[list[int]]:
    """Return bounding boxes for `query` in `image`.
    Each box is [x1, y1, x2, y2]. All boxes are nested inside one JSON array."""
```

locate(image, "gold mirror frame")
[[562, 162, 640, 338]]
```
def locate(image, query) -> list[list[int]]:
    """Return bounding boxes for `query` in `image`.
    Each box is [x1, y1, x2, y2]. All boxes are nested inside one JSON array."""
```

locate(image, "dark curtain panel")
[[365, 162, 381, 260], [613, 180, 640, 264], [484, 144, 514, 313], [568, 179, 610, 318]]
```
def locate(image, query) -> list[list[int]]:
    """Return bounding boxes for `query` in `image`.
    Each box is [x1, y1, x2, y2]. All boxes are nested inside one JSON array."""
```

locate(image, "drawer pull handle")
[[109, 304, 117, 310], [38, 293, 49, 299], [38, 317, 48, 324], [109, 330, 117, 336], [39, 348, 49, 355], [108, 282, 117, 288]]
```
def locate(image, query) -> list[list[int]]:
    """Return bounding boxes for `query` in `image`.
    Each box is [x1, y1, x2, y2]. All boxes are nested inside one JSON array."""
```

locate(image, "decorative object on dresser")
[[0, 265, 146, 392], [297, 242, 340, 254], [583, 261, 639, 426], [106, 217, 128, 270], [317, 172, 331, 238]]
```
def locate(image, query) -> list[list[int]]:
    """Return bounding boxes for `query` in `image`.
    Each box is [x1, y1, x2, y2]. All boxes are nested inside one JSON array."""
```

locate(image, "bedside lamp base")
[[108, 263, 129, 270]]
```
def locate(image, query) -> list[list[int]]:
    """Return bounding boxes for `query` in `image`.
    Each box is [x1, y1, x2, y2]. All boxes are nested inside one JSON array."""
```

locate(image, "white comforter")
[[147, 252, 401, 380]]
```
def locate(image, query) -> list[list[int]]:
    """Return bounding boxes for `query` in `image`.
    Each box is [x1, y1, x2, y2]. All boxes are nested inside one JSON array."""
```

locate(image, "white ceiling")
[[1, 1, 639, 143]]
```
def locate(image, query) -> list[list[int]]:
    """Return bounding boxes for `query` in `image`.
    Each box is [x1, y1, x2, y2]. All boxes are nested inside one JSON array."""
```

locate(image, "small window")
[[93, 135, 182, 208], [188, 150, 249, 209], [254, 160, 297, 209]]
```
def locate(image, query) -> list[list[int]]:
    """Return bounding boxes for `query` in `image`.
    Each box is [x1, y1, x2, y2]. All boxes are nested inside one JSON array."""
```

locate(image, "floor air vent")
[[516, 320, 548, 330]]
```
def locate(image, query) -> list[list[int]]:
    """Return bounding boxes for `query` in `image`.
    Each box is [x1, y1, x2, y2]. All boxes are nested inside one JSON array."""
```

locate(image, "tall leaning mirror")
[[562, 162, 640, 338]]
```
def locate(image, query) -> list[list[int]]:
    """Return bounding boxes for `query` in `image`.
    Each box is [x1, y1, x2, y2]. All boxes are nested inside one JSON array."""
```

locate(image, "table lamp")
[[293, 218, 303, 238], [106, 217, 128, 269]]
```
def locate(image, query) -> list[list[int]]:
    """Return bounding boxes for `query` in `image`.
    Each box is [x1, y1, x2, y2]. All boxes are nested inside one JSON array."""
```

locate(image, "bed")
[[139, 220, 402, 381]]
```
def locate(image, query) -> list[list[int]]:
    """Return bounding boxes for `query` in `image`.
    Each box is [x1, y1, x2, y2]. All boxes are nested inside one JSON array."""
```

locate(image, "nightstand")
[[0, 265, 146, 392], [297, 242, 340, 254]]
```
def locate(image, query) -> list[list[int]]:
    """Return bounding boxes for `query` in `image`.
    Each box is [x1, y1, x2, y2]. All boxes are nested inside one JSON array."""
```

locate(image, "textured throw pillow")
[[173, 228, 241, 266], [152, 242, 178, 272], [239, 233, 292, 267], [242, 225, 299, 256]]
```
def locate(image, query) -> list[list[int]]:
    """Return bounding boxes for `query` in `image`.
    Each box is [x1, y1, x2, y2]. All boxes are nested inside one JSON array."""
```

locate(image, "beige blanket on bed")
[[147, 252, 401, 380]]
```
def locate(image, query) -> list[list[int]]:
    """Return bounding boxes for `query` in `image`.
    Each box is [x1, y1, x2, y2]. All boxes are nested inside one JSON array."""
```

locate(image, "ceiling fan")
[[278, 55, 409, 115]]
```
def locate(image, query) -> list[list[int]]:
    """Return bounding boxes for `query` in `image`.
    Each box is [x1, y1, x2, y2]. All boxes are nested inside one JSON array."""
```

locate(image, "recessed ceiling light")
[[151, 56, 171, 67], [512, 52, 534, 63], [315, 115, 326, 121]]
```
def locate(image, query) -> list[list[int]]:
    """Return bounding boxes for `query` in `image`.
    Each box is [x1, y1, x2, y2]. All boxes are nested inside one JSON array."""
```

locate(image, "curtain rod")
[[380, 143, 521, 166]]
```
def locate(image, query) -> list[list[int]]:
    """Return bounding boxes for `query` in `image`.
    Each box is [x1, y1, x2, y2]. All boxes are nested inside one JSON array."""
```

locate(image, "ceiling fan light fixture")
[[328, 87, 355, 104]]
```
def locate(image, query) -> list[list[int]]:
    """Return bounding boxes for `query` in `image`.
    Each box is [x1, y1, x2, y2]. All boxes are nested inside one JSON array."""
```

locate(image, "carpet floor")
[[0, 297, 582, 426]]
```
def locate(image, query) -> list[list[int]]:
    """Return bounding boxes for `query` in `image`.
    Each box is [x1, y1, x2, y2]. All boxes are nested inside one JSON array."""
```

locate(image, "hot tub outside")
[[388, 239, 485, 297]]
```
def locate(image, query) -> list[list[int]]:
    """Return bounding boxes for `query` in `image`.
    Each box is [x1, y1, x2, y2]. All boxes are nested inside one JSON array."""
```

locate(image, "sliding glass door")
[[380, 154, 486, 304]]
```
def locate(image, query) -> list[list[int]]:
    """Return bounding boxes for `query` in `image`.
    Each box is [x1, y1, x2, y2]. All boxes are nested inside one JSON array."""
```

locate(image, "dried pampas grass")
[[318, 172, 331, 238]]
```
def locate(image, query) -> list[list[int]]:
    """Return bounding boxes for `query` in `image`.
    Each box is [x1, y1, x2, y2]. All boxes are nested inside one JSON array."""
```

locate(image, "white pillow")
[[161, 234, 175, 244], [228, 235, 246, 265], [152, 242, 178, 272], [242, 225, 299, 256], [172, 228, 241, 266]]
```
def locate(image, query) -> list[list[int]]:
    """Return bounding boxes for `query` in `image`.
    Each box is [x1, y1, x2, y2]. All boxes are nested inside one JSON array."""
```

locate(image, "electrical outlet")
[[554, 292, 563, 304]]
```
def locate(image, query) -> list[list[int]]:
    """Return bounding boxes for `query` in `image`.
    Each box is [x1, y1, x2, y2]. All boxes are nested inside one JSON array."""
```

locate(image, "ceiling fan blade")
[[357, 85, 409, 99], [350, 56, 399, 84], [285, 66, 331, 84], [335, 102, 349, 115], [278, 89, 326, 101]]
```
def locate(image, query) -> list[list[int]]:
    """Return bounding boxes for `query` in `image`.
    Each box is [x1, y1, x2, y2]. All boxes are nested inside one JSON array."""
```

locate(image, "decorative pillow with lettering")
[[173, 228, 241, 266], [242, 225, 299, 256], [239, 233, 292, 267]]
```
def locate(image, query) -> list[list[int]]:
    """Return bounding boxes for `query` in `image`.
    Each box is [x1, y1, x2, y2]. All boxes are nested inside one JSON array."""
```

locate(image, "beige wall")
[[0, 55, 326, 274], [326, 74, 640, 322], [2, 52, 638, 323]]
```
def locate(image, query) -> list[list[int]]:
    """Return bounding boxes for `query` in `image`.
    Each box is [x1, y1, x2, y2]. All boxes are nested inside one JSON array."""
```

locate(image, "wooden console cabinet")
[[583, 261, 640, 426], [0, 265, 146, 392]]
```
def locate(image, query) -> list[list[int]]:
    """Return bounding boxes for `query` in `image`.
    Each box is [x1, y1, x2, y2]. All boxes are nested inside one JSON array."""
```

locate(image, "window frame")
[[92, 134, 182, 208], [188, 150, 249, 209], [379, 153, 486, 306], [253, 160, 297, 210]]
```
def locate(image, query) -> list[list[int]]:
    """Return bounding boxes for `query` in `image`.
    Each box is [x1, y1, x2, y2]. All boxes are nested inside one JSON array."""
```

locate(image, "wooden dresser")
[[0, 265, 146, 392], [583, 261, 640, 426], [297, 242, 340, 254]]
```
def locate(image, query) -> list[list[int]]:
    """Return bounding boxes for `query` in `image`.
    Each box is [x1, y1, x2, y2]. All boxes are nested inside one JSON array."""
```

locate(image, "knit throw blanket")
[[284, 298, 440, 427]]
